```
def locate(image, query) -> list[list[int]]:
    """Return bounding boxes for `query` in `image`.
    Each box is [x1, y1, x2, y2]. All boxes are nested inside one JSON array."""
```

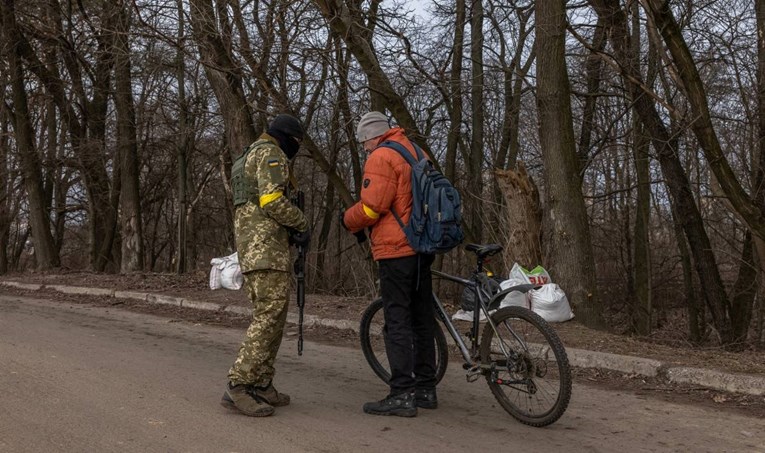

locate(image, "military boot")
[[415, 387, 438, 409], [221, 382, 275, 417], [250, 382, 290, 407], [362, 391, 417, 417]]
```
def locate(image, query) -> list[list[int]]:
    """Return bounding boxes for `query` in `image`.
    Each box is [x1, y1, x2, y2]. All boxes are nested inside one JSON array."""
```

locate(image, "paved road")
[[1, 294, 763, 453]]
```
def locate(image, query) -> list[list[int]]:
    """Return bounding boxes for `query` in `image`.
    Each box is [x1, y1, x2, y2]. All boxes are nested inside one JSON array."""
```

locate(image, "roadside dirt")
[[2, 270, 765, 419]]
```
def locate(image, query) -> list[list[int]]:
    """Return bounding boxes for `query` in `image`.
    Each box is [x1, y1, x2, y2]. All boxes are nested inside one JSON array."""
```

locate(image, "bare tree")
[[188, 0, 257, 156], [1, 0, 59, 270], [590, 0, 736, 344], [536, 0, 602, 327]]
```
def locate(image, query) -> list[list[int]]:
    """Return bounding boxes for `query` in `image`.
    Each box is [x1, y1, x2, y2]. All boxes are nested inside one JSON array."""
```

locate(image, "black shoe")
[[363, 391, 417, 417], [415, 388, 438, 409]]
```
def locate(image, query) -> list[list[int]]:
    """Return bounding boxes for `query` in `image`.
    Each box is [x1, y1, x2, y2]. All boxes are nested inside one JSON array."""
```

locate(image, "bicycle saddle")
[[465, 243, 503, 258]]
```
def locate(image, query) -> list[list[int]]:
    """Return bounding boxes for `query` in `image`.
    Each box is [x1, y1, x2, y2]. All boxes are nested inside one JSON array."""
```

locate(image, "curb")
[[2, 280, 764, 396], [663, 367, 765, 396], [566, 348, 663, 377]]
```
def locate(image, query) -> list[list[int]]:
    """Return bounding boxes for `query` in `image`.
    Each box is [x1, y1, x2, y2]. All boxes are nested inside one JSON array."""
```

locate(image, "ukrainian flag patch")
[[267, 158, 279, 167]]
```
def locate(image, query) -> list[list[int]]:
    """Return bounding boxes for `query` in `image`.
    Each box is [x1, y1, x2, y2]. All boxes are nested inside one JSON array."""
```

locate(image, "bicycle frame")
[[431, 269, 537, 370]]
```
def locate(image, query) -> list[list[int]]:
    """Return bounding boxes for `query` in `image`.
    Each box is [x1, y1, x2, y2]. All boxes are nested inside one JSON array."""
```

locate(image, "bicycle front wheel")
[[480, 306, 571, 427], [359, 298, 449, 385]]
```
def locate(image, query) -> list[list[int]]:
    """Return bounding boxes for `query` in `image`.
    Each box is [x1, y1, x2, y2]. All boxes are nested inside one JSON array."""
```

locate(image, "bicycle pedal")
[[465, 365, 482, 383]]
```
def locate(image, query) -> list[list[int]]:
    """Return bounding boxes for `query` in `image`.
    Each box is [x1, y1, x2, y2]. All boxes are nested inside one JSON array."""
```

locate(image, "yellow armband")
[[259, 191, 283, 208], [363, 204, 380, 219]]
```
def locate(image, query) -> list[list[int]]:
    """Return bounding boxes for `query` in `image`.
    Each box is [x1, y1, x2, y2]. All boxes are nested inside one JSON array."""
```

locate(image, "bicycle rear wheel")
[[480, 306, 571, 427], [359, 298, 449, 385]]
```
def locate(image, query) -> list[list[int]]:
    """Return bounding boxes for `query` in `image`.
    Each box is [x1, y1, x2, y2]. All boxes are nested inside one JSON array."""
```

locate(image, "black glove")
[[339, 209, 349, 231], [354, 230, 367, 244], [289, 229, 311, 248], [339, 208, 366, 243]]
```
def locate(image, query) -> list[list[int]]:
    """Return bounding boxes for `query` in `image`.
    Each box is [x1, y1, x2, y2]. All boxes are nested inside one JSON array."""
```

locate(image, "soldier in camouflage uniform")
[[220, 114, 310, 417]]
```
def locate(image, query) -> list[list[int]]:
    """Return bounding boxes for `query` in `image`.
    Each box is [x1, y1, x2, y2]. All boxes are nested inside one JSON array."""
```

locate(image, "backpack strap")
[[374, 140, 426, 231], [376, 140, 425, 167]]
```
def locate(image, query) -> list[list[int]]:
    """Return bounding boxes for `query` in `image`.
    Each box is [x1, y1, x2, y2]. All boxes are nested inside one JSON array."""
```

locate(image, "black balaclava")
[[267, 128, 300, 160], [267, 114, 304, 160]]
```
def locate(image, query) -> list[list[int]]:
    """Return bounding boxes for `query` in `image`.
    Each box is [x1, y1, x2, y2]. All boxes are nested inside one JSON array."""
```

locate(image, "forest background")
[[1, 0, 764, 349]]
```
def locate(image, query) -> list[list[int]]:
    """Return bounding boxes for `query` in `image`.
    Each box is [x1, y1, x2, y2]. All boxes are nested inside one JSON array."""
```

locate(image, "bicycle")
[[359, 243, 572, 427]]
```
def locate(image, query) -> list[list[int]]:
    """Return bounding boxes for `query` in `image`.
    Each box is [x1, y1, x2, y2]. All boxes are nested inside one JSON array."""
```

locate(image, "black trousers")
[[378, 254, 437, 394]]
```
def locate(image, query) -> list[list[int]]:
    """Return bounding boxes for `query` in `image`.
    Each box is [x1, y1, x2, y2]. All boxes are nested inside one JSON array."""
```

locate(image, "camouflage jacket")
[[234, 133, 308, 273]]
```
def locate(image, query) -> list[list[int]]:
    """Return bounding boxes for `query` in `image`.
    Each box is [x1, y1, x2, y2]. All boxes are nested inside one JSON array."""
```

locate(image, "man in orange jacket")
[[341, 111, 437, 417]]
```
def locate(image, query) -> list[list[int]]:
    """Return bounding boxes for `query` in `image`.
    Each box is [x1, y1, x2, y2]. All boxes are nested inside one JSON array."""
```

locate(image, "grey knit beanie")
[[356, 111, 390, 142], [269, 114, 304, 140]]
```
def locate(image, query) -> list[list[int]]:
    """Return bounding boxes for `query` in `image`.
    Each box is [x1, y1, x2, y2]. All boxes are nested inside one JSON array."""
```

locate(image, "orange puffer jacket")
[[343, 127, 417, 261]]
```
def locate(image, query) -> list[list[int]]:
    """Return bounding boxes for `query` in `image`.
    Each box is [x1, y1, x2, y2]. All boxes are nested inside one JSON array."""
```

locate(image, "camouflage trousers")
[[228, 270, 290, 387]]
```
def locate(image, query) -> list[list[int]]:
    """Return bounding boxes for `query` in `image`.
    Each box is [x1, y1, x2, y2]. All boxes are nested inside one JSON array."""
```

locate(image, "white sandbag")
[[499, 290, 529, 309], [209, 260, 223, 290], [220, 261, 243, 290], [209, 252, 243, 290], [498, 274, 531, 309], [528, 283, 574, 322]]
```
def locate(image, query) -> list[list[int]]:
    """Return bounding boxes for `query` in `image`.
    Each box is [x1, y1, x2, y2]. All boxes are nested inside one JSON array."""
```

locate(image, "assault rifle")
[[290, 190, 306, 356]]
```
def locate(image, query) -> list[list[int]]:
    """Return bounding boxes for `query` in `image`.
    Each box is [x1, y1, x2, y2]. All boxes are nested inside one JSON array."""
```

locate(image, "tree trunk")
[[445, 0, 465, 183], [630, 2, 652, 335], [89, 5, 121, 272], [495, 164, 542, 268], [670, 198, 704, 342], [332, 36, 363, 196], [731, 232, 757, 344], [753, 0, 765, 346], [114, 1, 144, 272], [176, 0, 190, 274], [536, 0, 603, 327], [468, 0, 485, 242], [494, 8, 533, 173], [0, 104, 9, 274], [317, 96, 343, 287], [631, 115, 652, 335], [577, 15, 607, 175]]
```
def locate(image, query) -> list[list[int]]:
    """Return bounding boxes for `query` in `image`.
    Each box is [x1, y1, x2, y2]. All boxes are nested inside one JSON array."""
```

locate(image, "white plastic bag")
[[509, 262, 551, 286], [528, 283, 574, 322], [209, 252, 243, 290], [451, 309, 489, 322]]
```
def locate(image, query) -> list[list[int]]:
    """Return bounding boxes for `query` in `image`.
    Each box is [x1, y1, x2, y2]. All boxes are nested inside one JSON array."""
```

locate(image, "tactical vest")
[[231, 139, 269, 207]]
